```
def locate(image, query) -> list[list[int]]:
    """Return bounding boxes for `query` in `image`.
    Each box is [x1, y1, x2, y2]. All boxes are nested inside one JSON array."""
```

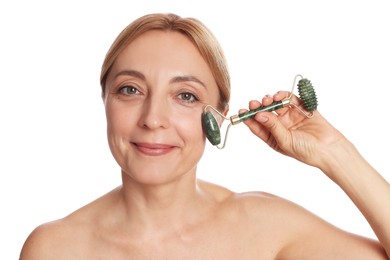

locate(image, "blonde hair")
[[100, 13, 230, 111]]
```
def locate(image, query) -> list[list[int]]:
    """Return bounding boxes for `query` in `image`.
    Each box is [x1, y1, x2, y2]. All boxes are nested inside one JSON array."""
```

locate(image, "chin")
[[121, 166, 191, 186]]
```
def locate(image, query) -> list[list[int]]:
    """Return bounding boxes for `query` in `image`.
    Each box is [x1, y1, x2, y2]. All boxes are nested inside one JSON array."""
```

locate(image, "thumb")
[[255, 112, 290, 146]]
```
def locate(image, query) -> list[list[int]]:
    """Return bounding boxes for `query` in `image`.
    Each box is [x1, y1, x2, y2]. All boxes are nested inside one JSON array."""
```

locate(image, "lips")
[[132, 142, 176, 156]]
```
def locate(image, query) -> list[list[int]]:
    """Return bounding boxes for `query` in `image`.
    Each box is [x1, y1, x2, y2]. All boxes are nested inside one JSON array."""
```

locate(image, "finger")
[[274, 91, 289, 101], [248, 100, 261, 110], [254, 111, 290, 150], [243, 113, 270, 141], [247, 96, 273, 114], [272, 91, 290, 115], [238, 100, 261, 122], [274, 91, 300, 105], [240, 100, 269, 139], [261, 95, 274, 106]]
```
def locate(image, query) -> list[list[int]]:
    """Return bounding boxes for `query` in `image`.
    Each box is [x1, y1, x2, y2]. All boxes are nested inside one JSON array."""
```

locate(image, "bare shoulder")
[[20, 187, 121, 259], [20, 218, 76, 259], [198, 178, 297, 217], [225, 190, 386, 259], [222, 189, 300, 218], [223, 190, 314, 235]]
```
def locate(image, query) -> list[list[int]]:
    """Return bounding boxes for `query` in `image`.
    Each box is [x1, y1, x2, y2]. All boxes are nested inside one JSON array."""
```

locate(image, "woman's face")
[[104, 30, 220, 185]]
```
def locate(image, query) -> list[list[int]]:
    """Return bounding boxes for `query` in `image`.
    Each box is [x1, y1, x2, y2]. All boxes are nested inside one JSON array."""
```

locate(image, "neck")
[[117, 169, 211, 233]]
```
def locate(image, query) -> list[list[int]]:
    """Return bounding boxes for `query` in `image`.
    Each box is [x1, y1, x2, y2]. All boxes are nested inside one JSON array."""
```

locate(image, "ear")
[[217, 105, 229, 126], [223, 105, 229, 117], [101, 91, 107, 105]]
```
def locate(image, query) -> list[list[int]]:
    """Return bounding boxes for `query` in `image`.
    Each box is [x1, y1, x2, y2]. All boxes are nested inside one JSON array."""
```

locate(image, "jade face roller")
[[202, 74, 318, 149]]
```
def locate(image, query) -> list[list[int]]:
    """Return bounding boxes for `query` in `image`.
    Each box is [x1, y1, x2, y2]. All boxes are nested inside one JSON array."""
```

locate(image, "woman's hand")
[[243, 91, 390, 257], [243, 91, 345, 169]]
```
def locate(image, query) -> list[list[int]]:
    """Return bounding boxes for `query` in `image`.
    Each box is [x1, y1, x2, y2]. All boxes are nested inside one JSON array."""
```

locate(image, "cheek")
[[105, 102, 136, 137], [174, 109, 205, 144]]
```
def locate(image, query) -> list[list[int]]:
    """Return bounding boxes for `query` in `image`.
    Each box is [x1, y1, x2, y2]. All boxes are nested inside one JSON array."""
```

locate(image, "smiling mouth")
[[132, 142, 176, 156]]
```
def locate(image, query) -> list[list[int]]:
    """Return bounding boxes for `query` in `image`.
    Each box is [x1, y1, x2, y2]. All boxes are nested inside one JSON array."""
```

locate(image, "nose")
[[138, 97, 170, 130]]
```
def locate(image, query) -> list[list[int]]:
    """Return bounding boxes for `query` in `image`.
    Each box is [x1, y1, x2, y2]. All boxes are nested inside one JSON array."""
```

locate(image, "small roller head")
[[297, 78, 318, 111]]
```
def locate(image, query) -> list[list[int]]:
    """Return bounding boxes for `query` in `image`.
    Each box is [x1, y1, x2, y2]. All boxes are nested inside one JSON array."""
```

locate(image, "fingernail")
[[258, 115, 269, 123]]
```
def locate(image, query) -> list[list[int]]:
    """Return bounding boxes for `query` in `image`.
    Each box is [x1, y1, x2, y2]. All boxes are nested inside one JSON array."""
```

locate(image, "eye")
[[178, 92, 199, 103], [119, 85, 140, 95]]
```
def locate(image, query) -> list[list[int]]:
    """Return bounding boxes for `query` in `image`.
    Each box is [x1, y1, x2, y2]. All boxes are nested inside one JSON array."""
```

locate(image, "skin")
[[20, 30, 389, 259]]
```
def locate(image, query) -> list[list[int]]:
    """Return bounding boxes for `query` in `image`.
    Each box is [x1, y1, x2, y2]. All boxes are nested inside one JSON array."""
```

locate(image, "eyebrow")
[[114, 70, 206, 89], [170, 75, 207, 89], [114, 70, 146, 81]]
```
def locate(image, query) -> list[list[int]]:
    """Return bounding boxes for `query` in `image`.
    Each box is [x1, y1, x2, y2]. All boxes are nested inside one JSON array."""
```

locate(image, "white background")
[[1, 0, 389, 258]]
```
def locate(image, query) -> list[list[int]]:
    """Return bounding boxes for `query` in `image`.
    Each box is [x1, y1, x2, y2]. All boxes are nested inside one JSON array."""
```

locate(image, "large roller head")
[[202, 110, 221, 146]]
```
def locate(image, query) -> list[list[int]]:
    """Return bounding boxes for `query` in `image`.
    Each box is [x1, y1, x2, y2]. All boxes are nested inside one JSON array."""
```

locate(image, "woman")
[[20, 13, 390, 259]]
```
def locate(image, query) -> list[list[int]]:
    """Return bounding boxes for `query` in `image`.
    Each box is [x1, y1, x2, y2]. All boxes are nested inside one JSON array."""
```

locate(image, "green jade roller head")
[[202, 74, 318, 149]]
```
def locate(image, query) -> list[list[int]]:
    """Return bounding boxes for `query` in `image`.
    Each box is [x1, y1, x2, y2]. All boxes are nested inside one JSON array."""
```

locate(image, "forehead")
[[115, 30, 211, 75], [109, 30, 219, 98]]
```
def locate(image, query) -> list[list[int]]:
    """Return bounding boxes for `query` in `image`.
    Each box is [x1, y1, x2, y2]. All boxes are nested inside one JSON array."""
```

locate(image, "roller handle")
[[230, 78, 318, 125], [230, 100, 289, 125]]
